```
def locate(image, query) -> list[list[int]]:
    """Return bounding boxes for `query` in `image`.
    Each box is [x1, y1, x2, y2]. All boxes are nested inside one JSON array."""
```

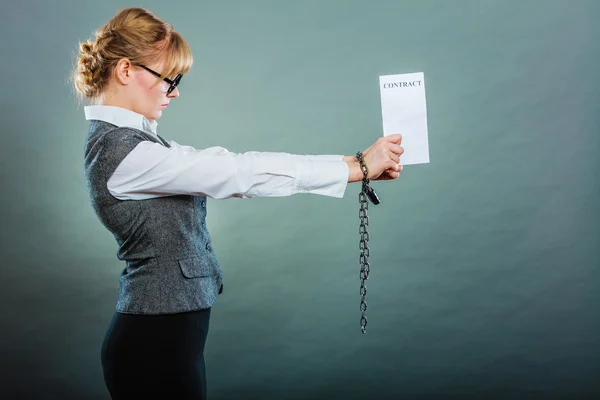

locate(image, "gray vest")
[[83, 120, 223, 314]]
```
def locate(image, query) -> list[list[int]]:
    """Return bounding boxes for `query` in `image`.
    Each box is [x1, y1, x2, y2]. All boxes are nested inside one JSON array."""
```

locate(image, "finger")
[[383, 134, 402, 144], [385, 170, 400, 180], [388, 151, 400, 164], [389, 144, 404, 155], [390, 164, 403, 173], [387, 160, 400, 170], [375, 167, 400, 180]]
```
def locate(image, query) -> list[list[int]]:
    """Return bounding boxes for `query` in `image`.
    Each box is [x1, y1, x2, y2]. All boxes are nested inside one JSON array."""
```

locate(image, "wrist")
[[344, 155, 365, 183]]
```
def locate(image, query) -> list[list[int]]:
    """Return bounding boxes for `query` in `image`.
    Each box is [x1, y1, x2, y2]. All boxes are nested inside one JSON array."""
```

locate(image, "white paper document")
[[379, 72, 430, 165]]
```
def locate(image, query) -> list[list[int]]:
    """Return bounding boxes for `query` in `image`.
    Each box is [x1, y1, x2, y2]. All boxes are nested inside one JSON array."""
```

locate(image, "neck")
[[93, 88, 156, 123], [95, 91, 132, 110]]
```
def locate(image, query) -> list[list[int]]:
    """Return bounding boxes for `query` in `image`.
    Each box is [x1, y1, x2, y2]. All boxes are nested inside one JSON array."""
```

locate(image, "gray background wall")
[[0, 0, 598, 399]]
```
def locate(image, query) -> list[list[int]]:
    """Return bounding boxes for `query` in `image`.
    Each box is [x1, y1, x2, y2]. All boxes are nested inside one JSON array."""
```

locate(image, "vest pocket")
[[178, 256, 213, 278]]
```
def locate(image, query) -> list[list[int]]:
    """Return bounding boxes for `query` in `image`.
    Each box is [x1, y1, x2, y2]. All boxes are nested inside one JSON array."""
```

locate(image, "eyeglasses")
[[135, 64, 182, 95]]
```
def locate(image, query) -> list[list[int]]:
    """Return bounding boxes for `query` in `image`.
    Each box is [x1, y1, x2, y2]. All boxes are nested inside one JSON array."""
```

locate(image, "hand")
[[361, 134, 404, 181]]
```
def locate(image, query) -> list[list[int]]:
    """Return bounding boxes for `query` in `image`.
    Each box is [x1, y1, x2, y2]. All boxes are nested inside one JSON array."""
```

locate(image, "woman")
[[72, 7, 403, 400]]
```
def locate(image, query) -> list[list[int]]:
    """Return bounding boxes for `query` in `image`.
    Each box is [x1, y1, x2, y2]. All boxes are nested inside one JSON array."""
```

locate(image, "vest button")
[[201, 201, 206, 208], [206, 243, 212, 251]]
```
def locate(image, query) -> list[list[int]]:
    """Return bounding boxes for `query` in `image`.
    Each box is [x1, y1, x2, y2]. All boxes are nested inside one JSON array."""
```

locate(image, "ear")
[[113, 58, 134, 85]]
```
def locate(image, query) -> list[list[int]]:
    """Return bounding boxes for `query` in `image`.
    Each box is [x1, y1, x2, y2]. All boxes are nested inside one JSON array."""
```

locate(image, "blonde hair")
[[72, 7, 193, 101]]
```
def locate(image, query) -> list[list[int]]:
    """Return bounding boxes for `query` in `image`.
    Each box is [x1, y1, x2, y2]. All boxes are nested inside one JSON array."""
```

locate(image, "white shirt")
[[84, 105, 349, 200]]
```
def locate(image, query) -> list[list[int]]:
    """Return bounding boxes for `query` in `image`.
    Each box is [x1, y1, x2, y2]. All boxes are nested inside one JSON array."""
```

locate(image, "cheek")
[[145, 82, 162, 96], [151, 81, 166, 93], [152, 83, 169, 102], [140, 76, 166, 97]]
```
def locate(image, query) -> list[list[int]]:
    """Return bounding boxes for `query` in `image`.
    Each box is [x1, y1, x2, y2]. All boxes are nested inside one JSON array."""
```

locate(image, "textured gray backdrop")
[[0, 0, 598, 399]]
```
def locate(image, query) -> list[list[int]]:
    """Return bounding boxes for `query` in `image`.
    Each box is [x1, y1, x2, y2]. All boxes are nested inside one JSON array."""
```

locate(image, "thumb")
[[384, 133, 402, 144]]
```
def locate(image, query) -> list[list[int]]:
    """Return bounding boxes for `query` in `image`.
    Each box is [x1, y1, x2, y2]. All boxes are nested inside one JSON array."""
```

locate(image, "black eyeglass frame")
[[135, 64, 182, 95]]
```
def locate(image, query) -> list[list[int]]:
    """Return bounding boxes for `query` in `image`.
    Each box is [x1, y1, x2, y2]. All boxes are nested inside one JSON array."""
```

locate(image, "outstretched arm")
[[107, 140, 352, 200]]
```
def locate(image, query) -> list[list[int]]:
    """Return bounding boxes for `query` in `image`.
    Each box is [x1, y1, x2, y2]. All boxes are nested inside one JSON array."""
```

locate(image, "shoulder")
[[85, 123, 152, 164], [86, 121, 142, 147], [87, 120, 147, 141], [101, 126, 149, 146]]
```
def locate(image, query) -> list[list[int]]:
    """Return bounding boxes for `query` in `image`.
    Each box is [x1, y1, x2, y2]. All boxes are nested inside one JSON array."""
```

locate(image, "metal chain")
[[356, 151, 378, 334], [359, 186, 370, 334]]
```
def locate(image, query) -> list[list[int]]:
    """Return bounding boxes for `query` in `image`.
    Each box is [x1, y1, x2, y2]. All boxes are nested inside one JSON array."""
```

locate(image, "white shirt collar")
[[84, 105, 158, 136]]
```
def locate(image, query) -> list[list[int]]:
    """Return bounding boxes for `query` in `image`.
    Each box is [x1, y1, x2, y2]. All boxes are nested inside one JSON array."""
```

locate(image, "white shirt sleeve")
[[167, 139, 345, 162], [106, 139, 349, 200]]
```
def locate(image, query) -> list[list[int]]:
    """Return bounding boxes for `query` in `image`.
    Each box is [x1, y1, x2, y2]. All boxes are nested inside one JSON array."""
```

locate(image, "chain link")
[[359, 187, 370, 334], [356, 151, 378, 334]]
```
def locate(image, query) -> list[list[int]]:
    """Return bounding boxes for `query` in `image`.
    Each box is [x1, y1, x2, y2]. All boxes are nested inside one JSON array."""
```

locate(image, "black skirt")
[[100, 307, 211, 400]]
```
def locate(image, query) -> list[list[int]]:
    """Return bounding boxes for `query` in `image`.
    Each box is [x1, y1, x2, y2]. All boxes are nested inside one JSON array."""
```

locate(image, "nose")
[[168, 86, 180, 98]]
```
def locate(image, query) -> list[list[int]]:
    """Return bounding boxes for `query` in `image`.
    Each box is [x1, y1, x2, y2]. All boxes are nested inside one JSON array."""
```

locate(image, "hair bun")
[[75, 39, 103, 99], [79, 39, 98, 68]]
